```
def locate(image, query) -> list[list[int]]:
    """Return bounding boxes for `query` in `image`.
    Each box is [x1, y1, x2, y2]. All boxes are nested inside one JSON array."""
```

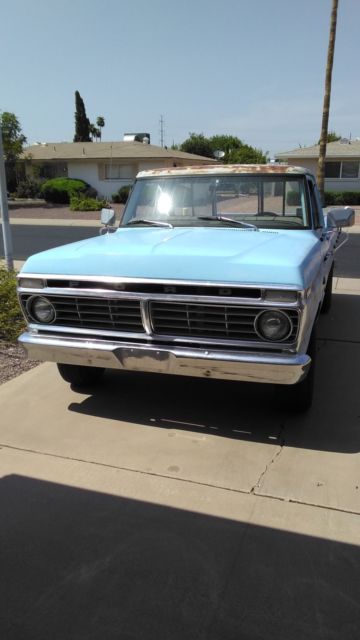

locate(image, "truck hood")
[[21, 226, 321, 289]]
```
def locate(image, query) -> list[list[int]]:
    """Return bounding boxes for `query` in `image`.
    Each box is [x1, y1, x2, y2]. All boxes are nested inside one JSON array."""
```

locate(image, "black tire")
[[321, 261, 334, 314], [276, 330, 317, 412], [57, 363, 105, 388]]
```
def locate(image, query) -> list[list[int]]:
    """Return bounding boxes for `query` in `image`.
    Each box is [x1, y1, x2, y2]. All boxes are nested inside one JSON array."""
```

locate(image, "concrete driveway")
[[1, 230, 359, 639]]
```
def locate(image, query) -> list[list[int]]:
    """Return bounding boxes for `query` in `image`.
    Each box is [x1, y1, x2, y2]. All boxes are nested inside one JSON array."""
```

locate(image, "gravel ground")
[[0, 343, 40, 386]]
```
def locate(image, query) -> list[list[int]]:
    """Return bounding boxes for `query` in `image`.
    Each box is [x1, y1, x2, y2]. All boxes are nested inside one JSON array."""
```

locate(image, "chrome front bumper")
[[19, 332, 311, 385]]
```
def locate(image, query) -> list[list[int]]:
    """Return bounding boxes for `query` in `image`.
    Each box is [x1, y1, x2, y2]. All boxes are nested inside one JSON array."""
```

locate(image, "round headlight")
[[29, 296, 56, 324], [255, 310, 292, 342]]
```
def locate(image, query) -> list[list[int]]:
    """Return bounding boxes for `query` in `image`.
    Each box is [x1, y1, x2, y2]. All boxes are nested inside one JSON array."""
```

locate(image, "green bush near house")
[[324, 191, 360, 206], [41, 177, 94, 204], [70, 196, 106, 211], [112, 184, 132, 204], [0, 267, 25, 342]]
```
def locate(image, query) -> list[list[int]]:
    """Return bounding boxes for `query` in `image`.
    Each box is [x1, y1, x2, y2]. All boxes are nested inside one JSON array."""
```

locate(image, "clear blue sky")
[[1, 0, 358, 156]]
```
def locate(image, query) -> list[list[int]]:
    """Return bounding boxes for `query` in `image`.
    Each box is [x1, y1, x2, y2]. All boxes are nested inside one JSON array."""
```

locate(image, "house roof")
[[137, 164, 311, 178], [276, 140, 360, 159], [22, 141, 216, 163]]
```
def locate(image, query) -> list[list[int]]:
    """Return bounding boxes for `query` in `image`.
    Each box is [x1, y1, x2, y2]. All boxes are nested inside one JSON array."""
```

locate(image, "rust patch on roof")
[[137, 163, 311, 178]]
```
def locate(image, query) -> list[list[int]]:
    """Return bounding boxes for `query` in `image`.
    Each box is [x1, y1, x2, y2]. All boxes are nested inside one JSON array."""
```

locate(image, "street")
[[0, 222, 97, 261]]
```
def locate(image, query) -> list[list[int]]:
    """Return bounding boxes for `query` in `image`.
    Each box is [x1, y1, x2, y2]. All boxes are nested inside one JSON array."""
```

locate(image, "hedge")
[[41, 178, 93, 204], [0, 267, 25, 342], [112, 184, 132, 204], [324, 191, 360, 206], [70, 196, 106, 211]]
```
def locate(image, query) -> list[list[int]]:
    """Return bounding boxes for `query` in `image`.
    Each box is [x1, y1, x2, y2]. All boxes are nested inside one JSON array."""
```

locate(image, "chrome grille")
[[150, 302, 299, 343], [21, 295, 144, 332]]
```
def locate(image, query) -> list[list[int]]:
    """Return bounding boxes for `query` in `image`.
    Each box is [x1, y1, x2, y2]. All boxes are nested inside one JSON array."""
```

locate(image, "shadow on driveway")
[[1, 474, 359, 640]]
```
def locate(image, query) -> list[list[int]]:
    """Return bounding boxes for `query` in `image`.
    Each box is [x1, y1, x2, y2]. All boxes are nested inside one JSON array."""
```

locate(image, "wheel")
[[57, 363, 105, 388], [321, 261, 334, 314], [276, 330, 317, 412]]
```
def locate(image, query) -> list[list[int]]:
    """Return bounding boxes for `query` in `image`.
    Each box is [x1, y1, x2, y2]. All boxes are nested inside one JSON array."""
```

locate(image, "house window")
[[104, 164, 134, 180], [325, 161, 360, 179], [325, 162, 341, 178], [341, 162, 359, 179], [105, 164, 121, 180], [39, 163, 68, 179]]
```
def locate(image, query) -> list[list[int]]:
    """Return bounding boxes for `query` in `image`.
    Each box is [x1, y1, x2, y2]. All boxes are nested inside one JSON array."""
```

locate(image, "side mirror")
[[101, 208, 116, 226], [326, 206, 355, 229]]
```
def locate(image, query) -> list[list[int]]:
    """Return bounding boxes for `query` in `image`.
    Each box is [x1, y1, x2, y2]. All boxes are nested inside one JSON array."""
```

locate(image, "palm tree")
[[89, 123, 98, 142], [96, 116, 105, 141], [317, 0, 339, 202]]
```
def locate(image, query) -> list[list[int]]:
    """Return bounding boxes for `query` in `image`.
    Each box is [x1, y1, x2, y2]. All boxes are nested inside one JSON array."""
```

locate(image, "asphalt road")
[[0, 223, 97, 261]]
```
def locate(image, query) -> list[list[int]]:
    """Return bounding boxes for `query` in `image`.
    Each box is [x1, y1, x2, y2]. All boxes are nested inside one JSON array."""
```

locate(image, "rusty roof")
[[137, 163, 312, 178]]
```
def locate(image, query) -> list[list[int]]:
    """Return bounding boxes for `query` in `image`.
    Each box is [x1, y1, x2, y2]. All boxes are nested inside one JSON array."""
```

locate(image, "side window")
[[307, 179, 323, 228]]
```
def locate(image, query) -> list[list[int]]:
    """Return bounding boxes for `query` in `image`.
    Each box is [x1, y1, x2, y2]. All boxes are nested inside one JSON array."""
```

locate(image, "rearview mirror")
[[326, 206, 355, 228], [101, 208, 116, 226]]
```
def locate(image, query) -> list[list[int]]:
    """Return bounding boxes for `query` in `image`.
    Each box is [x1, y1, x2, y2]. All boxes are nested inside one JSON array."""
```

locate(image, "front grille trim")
[[21, 294, 144, 333], [150, 301, 299, 344], [20, 293, 300, 347]]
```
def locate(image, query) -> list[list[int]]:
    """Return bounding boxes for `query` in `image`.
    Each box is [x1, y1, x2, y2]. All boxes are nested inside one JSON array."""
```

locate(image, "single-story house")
[[22, 141, 216, 198], [275, 139, 360, 191]]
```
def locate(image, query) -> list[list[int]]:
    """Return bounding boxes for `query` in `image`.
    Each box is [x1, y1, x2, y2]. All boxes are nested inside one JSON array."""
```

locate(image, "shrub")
[[0, 267, 25, 342], [70, 196, 106, 211], [15, 177, 42, 199], [41, 177, 92, 203], [324, 191, 360, 206], [112, 184, 132, 204]]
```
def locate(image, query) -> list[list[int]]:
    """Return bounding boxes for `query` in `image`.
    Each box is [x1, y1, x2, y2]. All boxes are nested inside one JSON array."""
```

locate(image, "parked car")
[[17, 164, 354, 411]]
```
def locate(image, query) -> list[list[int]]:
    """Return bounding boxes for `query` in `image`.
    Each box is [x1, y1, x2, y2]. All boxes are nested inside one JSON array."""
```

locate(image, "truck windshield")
[[122, 175, 310, 229]]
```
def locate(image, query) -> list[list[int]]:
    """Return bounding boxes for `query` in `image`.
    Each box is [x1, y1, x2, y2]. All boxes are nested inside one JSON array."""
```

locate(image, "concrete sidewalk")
[[9, 217, 101, 227]]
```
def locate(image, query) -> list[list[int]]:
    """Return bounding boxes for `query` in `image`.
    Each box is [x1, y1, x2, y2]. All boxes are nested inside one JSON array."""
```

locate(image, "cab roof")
[[136, 163, 313, 179]]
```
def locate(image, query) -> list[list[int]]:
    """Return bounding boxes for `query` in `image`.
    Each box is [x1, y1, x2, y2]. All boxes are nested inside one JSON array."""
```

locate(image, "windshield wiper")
[[125, 218, 173, 228], [197, 215, 258, 230]]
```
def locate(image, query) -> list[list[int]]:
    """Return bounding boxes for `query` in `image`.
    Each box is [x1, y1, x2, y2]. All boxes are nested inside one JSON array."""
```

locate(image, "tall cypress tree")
[[73, 91, 91, 142]]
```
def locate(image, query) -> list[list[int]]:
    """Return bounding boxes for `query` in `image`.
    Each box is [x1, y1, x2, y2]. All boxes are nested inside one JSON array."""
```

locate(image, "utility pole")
[[0, 125, 14, 271], [317, 0, 338, 202], [159, 115, 165, 148]]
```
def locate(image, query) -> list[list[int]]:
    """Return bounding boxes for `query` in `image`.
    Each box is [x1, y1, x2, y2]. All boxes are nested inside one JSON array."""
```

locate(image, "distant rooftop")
[[276, 139, 360, 159], [22, 141, 217, 163]]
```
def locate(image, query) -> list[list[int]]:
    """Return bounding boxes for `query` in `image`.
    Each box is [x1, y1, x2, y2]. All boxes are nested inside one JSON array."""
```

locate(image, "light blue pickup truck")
[[17, 164, 354, 411]]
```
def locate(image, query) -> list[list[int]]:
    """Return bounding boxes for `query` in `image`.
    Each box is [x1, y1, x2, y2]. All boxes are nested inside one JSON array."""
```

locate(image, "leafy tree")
[[0, 111, 27, 190], [89, 123, 97, 141], [96, 116, 105, 141], [180, 133, 214, 158], [209, 135, 243, 155], [89, 123, 101, 142], [326, 130, 341, 142], [317, 0, 338, 201], [73, 91, 91, 142], [178, 132, 267, 164], [317, 130, 341, 144], [226, 144, 268, 164]]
